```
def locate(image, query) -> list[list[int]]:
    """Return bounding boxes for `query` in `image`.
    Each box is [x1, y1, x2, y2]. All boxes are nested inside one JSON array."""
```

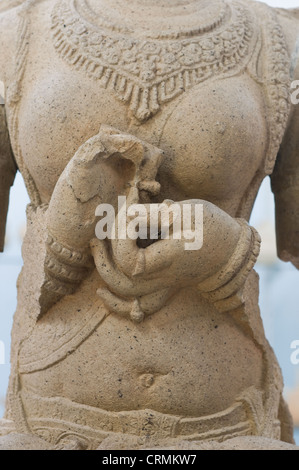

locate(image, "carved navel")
[[139, 373, 155, 388]]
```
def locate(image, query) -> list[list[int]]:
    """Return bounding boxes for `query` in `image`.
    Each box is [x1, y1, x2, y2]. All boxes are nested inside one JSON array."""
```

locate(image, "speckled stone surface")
[[0, 0, 298, 450]]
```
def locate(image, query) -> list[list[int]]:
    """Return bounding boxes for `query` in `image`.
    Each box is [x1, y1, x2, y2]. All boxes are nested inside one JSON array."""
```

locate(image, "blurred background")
[[0, 0, 299, 444]]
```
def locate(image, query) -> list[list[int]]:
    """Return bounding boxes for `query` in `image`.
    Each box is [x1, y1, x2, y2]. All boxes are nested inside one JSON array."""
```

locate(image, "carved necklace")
[[51, 0, 258, 122]]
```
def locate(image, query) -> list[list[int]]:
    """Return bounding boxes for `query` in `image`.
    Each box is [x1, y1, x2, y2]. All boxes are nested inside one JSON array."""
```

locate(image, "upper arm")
[[0, 4, 22, 250], [0, 103, 17, 252], [288, 8, 299, 21], [0, 6, 21, 84], [271, 12, 299, 269]]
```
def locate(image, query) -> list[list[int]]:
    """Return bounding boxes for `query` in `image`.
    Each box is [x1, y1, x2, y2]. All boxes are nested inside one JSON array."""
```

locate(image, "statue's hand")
[[46, 125, 163, 251], [93, 199, 258, 313], [41, 126, 163, 314], [93, 198, 260, 322], [110, 199, 242, 288]]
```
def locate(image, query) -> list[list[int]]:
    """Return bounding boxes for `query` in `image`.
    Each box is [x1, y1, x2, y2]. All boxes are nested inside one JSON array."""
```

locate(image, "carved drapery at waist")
[[20, 388, 280, 450]]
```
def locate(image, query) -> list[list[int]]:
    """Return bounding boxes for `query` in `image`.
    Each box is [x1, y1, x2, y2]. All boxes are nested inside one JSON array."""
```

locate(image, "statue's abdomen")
[[20, 286, 264, 418]]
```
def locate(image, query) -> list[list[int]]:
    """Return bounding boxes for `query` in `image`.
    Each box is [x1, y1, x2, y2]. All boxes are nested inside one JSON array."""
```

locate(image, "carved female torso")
[[0, 0, 299, 450], [14, 0, 267, 208]]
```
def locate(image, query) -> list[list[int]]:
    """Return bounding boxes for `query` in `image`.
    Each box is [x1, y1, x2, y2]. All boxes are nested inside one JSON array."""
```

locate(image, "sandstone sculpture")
[[0, 0, 299, 450]]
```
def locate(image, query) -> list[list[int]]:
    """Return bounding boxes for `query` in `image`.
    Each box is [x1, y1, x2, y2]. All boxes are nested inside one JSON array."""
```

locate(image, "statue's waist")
[[19, 390, 280, 450], [18, 290, 264, 419]]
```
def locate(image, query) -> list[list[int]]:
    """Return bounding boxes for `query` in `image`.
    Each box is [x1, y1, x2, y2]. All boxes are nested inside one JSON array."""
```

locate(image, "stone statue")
[[0, 0, 298, 450]]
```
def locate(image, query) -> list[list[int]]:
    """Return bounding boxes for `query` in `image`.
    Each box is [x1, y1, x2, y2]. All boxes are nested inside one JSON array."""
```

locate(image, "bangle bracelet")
[[198, 219, 261, 307], [46, 234, 93, 267]]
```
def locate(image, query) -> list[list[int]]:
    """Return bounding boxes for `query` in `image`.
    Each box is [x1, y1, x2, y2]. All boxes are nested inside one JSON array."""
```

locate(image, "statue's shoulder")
[[274, 7, 299, 78], [238, 1, 299, 50], [244, 1, 299, 80], [0, 3, 22, 82], [0, 0, 55, 82], [275, 7, 299, 36], [278, 7, 299, 22], [0, 2, 29, 82]]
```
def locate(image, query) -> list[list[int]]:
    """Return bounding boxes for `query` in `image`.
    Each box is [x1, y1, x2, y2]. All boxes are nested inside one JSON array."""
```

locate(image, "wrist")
[[198, 219, 261, 313]]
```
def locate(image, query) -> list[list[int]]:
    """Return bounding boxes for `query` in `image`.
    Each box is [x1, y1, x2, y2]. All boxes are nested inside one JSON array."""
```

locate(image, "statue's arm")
[[271, 11, 299, 269], [0, 8, 20, 251], [0, 6, 19, 83], [0, 104, 16, 252], [288, 8, 299, 21]]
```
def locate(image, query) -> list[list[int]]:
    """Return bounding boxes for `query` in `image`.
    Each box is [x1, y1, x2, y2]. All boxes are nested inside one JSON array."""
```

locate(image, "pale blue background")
[[0, 0, 299, 443]]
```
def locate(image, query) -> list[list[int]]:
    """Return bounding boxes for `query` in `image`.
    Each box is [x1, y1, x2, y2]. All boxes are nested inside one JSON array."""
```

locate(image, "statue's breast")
[[4, 0, 291, 210], [6, 0, 282, 210], [16, 67, 267, 211]]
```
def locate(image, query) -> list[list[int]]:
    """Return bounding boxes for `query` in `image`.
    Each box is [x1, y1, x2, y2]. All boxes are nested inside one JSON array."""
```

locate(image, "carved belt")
[[20, 389, 280, 450]]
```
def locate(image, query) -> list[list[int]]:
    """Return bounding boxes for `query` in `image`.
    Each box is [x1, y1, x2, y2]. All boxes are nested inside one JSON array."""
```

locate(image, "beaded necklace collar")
[[51, 0, 258, 122]]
